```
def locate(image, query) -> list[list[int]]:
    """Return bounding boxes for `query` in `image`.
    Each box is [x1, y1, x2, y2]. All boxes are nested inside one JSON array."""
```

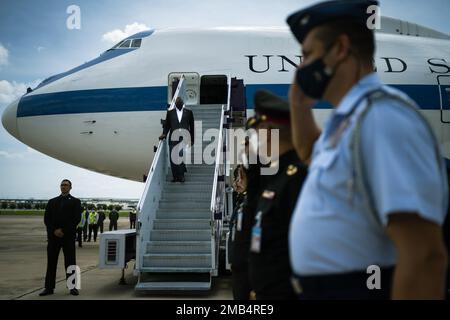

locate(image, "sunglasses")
[[60, 184, 70, 187]]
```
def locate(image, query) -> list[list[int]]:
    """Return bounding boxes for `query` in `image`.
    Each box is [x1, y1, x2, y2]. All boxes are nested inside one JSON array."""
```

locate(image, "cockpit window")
[[131, 39, 142, 48], [111, 41, 123, 49], [119, 40, 132, 48], [108, 38, 142, 51]]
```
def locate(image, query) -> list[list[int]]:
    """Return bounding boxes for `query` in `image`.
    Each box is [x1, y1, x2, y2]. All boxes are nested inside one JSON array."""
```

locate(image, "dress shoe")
[[70, 288, 79, 296], [171, 178, 178, 182], [179, 176, 185, 183], [38, 288, 54, 296]]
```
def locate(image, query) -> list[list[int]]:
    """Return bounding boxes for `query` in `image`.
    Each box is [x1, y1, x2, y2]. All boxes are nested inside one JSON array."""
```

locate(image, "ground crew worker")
[[287, 0, 448, 299], [82, 209, 89, 242], [98, 210, 106, 233], [247, 90, 307, 300], [230, 117, 267, 300], [76, 210, 86, 248], [109, 208, 119, 231], [87, 210, 98, 242], [39, 179, 81, 296], [129, 209, 137, 229]]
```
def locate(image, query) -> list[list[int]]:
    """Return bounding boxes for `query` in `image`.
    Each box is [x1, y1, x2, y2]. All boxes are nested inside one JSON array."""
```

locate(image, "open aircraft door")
[[168, 72, 200, 105], [438, 75, 450, 123], [437, 75, 450, 160]]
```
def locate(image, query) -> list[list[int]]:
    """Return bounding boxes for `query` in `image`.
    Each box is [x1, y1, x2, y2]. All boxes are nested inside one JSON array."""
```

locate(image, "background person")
[[97, 210, 106, 233], [87, 210, 98, 242], [129, 209, 137, 229], [109, 207, 119, 231]]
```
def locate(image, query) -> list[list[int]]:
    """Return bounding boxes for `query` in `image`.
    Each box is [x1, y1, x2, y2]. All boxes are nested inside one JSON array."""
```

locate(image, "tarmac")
[[0, 215, 233, 300]]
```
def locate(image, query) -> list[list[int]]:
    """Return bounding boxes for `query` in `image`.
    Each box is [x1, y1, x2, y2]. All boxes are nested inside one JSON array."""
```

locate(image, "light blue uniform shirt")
[[289, 73, 448, 276]]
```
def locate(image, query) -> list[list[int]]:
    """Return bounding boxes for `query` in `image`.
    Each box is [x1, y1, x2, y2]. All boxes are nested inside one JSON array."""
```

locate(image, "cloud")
[[0, 79, 42, 105], [0, 146, 42, 160], [0, 150, 25, 159], [0, 43, 8, 66], [102, 22, 150, 44]]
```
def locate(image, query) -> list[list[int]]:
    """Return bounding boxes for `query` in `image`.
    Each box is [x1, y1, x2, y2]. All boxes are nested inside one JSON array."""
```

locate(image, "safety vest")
[[89, 212, 97, 224], [78, 212, 86, 228]]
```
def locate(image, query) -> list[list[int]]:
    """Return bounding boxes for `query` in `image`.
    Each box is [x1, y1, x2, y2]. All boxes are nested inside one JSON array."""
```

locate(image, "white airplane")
[[2, 17, 450, 183]]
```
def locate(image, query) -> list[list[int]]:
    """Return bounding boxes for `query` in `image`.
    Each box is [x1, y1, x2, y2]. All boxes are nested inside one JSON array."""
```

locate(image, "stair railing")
[[209, 75, 231, 275]]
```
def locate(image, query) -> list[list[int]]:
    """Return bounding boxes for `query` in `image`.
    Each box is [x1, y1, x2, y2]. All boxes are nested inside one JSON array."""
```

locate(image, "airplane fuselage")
[[3, 27, 450, 181]]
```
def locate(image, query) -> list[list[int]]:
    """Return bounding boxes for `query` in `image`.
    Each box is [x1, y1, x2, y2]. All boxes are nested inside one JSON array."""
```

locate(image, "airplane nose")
[[1, 99, 20, 139]]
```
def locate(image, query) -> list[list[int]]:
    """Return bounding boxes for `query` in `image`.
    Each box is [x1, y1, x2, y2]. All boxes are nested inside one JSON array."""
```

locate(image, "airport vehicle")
[[2, 17, 450, 290]]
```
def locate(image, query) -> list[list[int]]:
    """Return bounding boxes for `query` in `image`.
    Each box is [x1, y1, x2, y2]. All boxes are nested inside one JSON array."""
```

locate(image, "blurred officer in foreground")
[[445, 160, 450, 300], [248, 90, 307, 300], [287, 0, 448, 299], [40, 179, 81, 296], [231, 117, 268, 300]]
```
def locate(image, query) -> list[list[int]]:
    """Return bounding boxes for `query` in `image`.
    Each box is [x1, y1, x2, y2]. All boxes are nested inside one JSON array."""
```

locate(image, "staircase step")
[[156, 211, 211, 219], [150, 230, 210, 241], [162, 186, 212, 191], [146, 241, 211, 253], [153, 219, 210, 230], [161, 192, 211, 202], [135, 281, 211, 291], [165, 180, 213, 185], [164, 185, 212, 191], [140, 267, 212, 273], [143, 253, 212, 268], [159, 202, 209, 210]]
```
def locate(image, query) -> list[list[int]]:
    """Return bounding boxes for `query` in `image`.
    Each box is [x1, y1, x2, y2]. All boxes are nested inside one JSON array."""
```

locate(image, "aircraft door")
[[438, 75, 450, 123], [168, 72, 200, 105]]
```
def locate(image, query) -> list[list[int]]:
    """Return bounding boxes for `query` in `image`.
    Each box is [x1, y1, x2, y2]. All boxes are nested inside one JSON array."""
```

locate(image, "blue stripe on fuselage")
[[18, 87, 167, 117], [17, 84, 441, 117]]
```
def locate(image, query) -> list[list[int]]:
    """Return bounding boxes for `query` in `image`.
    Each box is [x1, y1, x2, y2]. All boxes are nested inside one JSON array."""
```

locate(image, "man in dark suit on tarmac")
[[39, 179, 82, 297], [159, 97, 195, 182]]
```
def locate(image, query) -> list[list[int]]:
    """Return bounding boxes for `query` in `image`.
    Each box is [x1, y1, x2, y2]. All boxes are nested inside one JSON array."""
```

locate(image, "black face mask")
[[295, 57, 333, 99]]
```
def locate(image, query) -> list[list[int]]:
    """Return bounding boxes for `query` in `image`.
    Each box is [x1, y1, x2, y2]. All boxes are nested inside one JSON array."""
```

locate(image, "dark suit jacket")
[[44, 194, 81, 238], [162, 107, 195, 145]]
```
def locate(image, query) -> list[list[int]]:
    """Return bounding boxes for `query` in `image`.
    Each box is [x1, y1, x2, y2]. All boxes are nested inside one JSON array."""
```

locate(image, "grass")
[[0, 210, 44, 216], [0, 210, 131, 217]]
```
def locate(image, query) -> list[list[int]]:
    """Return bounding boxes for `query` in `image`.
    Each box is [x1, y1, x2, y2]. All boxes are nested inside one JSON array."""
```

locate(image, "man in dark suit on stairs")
[[159, 97, 195, 183]]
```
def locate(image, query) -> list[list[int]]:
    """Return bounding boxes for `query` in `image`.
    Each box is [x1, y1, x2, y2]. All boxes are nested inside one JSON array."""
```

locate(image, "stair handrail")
[[210, 74, 231, 215], [168, 75, 186, 110], [210, 106, 225, 214]]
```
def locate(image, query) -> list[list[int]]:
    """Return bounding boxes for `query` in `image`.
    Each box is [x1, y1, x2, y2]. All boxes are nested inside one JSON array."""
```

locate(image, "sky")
[[0, 0, 449, 199]]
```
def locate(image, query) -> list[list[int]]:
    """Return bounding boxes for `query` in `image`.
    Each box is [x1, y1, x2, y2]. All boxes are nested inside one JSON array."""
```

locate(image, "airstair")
[[135, 76, 229, 291]]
